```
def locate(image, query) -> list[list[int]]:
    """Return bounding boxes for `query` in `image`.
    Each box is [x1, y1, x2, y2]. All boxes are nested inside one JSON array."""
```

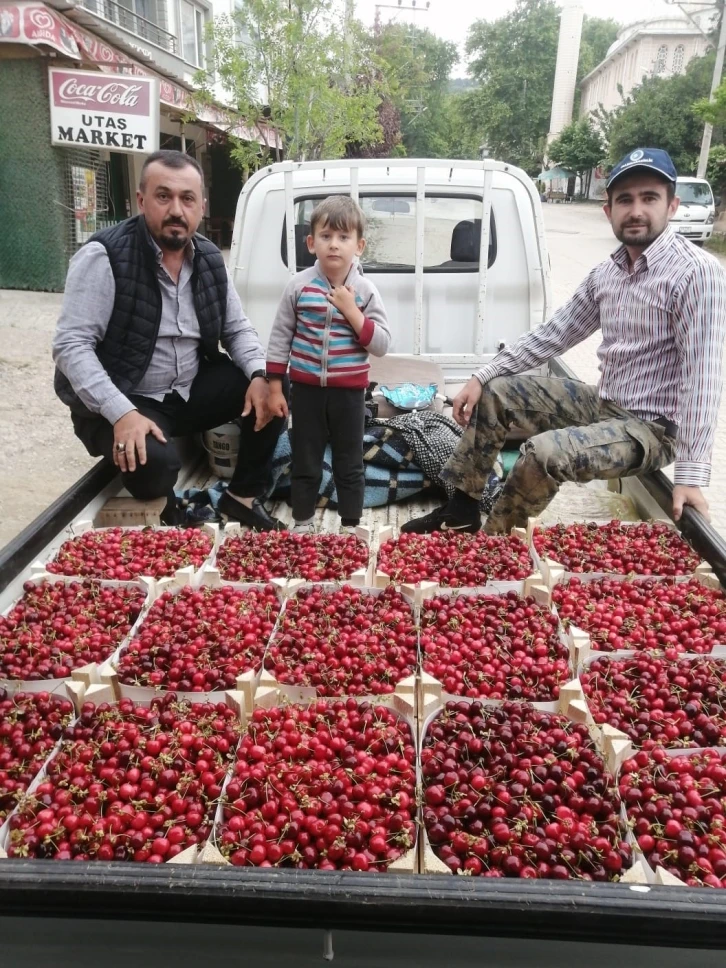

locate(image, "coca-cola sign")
[[49, 67, 158, 155]]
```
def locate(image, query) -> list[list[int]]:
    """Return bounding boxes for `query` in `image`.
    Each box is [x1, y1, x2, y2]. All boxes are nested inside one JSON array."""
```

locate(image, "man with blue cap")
[[404, 148, 726, 533]]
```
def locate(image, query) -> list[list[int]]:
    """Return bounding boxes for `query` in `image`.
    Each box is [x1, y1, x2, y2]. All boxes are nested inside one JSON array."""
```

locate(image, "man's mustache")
[[623, 220, 649, 228], [163, 218, 187, 228]]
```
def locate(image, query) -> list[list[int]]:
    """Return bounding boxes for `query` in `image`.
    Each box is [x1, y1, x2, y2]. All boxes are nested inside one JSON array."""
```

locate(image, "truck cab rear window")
[[281, 194, 496, 272]]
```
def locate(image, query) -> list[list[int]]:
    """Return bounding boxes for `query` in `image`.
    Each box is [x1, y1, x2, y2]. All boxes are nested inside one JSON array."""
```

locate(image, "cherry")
[[377, 533, 532, 587], [217, 700, 417, 871], [46, 527, 213, 581], [420, 591, 569, 701], [534, 521, 701, 577], [0, 581, 145, 681], [422, 700, 630, 880], [265, 585, 417, 697], [116, 583, 281, 692], [216, 532, 368, 583]]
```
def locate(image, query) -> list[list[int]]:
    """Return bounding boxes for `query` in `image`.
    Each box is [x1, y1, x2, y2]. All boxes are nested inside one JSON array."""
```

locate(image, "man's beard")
[[157, 220, 189, 251], [614, 219, 663, 248]]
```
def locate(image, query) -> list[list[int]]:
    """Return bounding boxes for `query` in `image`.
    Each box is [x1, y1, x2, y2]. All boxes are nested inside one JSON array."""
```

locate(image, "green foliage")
[[548, 118, 606, 196], [593, 52, 715, 175], [199, 0, 384, 164], [577, 17, 620, 83], [463, 0, 560, 174], [695, 77, 726, 126], [373, 22, 460, 157], [706, 144, 726, 193]]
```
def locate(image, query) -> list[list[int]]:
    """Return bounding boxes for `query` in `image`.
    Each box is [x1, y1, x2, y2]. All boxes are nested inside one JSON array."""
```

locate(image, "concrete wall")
[[0, 55, 69, 291]]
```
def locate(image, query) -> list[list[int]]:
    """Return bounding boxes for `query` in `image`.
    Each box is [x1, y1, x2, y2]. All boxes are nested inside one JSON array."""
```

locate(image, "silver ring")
[[115, 443, 126, 453]]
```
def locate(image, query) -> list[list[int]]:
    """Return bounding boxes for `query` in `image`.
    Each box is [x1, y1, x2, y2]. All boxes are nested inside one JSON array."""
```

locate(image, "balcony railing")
[[79, 0, 177, 53]]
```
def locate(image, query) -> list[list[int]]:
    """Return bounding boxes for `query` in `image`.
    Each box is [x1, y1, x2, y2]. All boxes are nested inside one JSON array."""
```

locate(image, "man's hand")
[[452, 377, 484, 427], [327, 284, 359, 319], [242, 376, 276, 431], [673, 484, 710, 523], [113, 410, 167, 473]]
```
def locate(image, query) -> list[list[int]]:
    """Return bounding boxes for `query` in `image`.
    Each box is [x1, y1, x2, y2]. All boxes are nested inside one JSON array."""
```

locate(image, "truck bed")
[[2, 362, 726, 958]]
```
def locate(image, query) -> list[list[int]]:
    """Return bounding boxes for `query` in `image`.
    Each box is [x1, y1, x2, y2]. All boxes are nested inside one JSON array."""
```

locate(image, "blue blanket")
[[178, 426, 431, 523]]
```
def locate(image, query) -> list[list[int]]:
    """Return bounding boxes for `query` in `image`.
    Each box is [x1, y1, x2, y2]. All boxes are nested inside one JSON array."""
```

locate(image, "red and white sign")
[[49, 67, 159, 154]]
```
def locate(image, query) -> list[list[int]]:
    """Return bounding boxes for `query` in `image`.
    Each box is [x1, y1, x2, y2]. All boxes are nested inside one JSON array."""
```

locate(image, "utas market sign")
[[49, 67, 159, 154]]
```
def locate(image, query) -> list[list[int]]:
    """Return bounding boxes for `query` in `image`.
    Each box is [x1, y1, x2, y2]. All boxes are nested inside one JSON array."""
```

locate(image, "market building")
[[0, 0, 279, 290]]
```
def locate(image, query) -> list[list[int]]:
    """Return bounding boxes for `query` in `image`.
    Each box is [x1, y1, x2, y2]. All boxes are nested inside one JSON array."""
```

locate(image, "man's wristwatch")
[[250, 369, 268, 382]]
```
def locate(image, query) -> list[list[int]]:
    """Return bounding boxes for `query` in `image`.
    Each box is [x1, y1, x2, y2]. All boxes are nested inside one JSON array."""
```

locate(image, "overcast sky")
[[355, 0, 685, 75]]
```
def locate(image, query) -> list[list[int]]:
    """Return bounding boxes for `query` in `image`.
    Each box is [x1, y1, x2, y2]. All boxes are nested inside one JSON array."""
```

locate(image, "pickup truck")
[[1, 158, 726, 965]]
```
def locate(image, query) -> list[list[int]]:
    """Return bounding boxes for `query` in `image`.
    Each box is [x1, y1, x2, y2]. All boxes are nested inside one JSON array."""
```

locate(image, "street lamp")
[[479, 143, 491, 159]]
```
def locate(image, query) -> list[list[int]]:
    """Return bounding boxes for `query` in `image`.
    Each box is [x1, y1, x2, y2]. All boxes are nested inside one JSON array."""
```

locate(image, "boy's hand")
[[267, 383, 289, 420], [327, 284, 359, 318]]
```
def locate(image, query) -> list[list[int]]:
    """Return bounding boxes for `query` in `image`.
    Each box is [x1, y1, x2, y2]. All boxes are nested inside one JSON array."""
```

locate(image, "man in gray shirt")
[[53, 149, 287, 530]]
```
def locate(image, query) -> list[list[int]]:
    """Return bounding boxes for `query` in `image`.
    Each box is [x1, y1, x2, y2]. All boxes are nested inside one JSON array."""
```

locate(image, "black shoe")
[[400, 504, 481, 535], [160, 499, 187, 527], [219, 493, 285, 532]]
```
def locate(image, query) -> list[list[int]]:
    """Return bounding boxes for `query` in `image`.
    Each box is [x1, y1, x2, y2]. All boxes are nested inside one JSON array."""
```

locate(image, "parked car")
[[671, 176, 719, 245]]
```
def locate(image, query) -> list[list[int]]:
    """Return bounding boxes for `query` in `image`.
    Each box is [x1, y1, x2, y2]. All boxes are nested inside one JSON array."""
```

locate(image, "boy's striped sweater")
[[266, 260, 391, 389]]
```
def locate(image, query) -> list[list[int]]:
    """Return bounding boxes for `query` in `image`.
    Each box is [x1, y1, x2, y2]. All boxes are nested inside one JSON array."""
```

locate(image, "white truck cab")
[[671, 176, 718, 245], [228, 159, 552, 389]]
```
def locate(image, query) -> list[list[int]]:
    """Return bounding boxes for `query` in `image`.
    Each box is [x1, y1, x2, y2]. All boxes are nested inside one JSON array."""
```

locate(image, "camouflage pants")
[[440, 376, 677, 534]]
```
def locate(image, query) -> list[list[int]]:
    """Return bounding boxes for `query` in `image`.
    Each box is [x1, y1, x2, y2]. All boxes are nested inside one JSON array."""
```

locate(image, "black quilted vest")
[[54, 215, 227, 417]]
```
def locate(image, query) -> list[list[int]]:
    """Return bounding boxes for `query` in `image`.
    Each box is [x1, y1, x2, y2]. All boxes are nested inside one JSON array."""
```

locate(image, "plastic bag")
[[378, 382, 439, 411]]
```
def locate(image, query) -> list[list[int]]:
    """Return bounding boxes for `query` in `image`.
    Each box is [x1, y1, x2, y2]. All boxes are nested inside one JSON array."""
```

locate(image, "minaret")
[[547, 0, 585, 144]]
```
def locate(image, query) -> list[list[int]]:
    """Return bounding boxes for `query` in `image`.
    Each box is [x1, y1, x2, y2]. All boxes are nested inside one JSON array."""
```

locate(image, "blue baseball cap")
[[606, 148, 678, 190]]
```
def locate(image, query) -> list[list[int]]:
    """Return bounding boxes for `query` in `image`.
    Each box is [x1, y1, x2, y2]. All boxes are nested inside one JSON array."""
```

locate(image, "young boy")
[[266, 196, 391, 533]]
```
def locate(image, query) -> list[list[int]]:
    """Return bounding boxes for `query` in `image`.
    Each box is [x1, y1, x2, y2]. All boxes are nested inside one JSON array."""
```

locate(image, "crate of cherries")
[[2, 694, 243, 863], [419, 589, 571, 703], [213, 698, 418, 872], [213, 528, 371, 584], [0, 579, 147, 686], [420, 699, 631, 879], [45, 524, 215, 582], [553, 576, 726, 657], [113, 582, 283, 699], [262, 584, 417, 700], [531, 520, 703, 582], [376, 530, 535, 589]]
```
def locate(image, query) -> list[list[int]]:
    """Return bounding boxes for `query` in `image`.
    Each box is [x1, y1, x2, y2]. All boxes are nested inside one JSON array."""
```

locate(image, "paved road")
[[1, 206, 725, 549], [544, 202, 726, 532]]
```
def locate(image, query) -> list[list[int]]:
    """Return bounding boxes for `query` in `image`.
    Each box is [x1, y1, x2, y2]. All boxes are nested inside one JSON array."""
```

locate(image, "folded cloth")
[[370, 410, 502, 512], [264, 428, 429, 509]]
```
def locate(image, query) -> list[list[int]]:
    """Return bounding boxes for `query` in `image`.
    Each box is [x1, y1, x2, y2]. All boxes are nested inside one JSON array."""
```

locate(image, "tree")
[[373, 21, 460, 157], [199, 0, 384, 165], [548, 118, 606, 197], [460, 2, 619, 175], [595, 52, 715, 175], [462, 0, 560, 174]]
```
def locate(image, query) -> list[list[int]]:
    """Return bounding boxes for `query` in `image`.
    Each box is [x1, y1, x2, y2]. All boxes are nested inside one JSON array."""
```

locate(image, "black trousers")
[[290, 383, 365, 522], [72, 359, 288, 505]]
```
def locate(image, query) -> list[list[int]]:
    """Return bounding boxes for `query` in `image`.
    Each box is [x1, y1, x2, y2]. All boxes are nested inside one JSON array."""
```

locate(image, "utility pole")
[[697, 0, 726, 177]]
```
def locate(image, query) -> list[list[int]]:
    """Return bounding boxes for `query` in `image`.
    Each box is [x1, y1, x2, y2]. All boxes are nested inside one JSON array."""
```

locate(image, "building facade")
[[579, 13, 714, 118], [0, 0, 277, 290]]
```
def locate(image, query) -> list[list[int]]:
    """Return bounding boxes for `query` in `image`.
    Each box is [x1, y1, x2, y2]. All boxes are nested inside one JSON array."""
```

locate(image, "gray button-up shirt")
[[53, 236, 266, 425]]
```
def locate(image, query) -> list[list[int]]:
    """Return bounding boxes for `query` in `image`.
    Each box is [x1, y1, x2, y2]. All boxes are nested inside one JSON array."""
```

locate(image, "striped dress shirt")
[[475, 227, 726, 486]]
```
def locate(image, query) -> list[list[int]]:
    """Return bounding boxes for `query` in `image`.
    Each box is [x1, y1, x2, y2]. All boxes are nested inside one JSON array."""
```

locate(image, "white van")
[[671, 176, 718, 244]]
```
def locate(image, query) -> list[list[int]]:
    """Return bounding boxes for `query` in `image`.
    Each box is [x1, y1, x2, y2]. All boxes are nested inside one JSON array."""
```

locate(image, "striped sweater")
[[266, 260, 391, 388]]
